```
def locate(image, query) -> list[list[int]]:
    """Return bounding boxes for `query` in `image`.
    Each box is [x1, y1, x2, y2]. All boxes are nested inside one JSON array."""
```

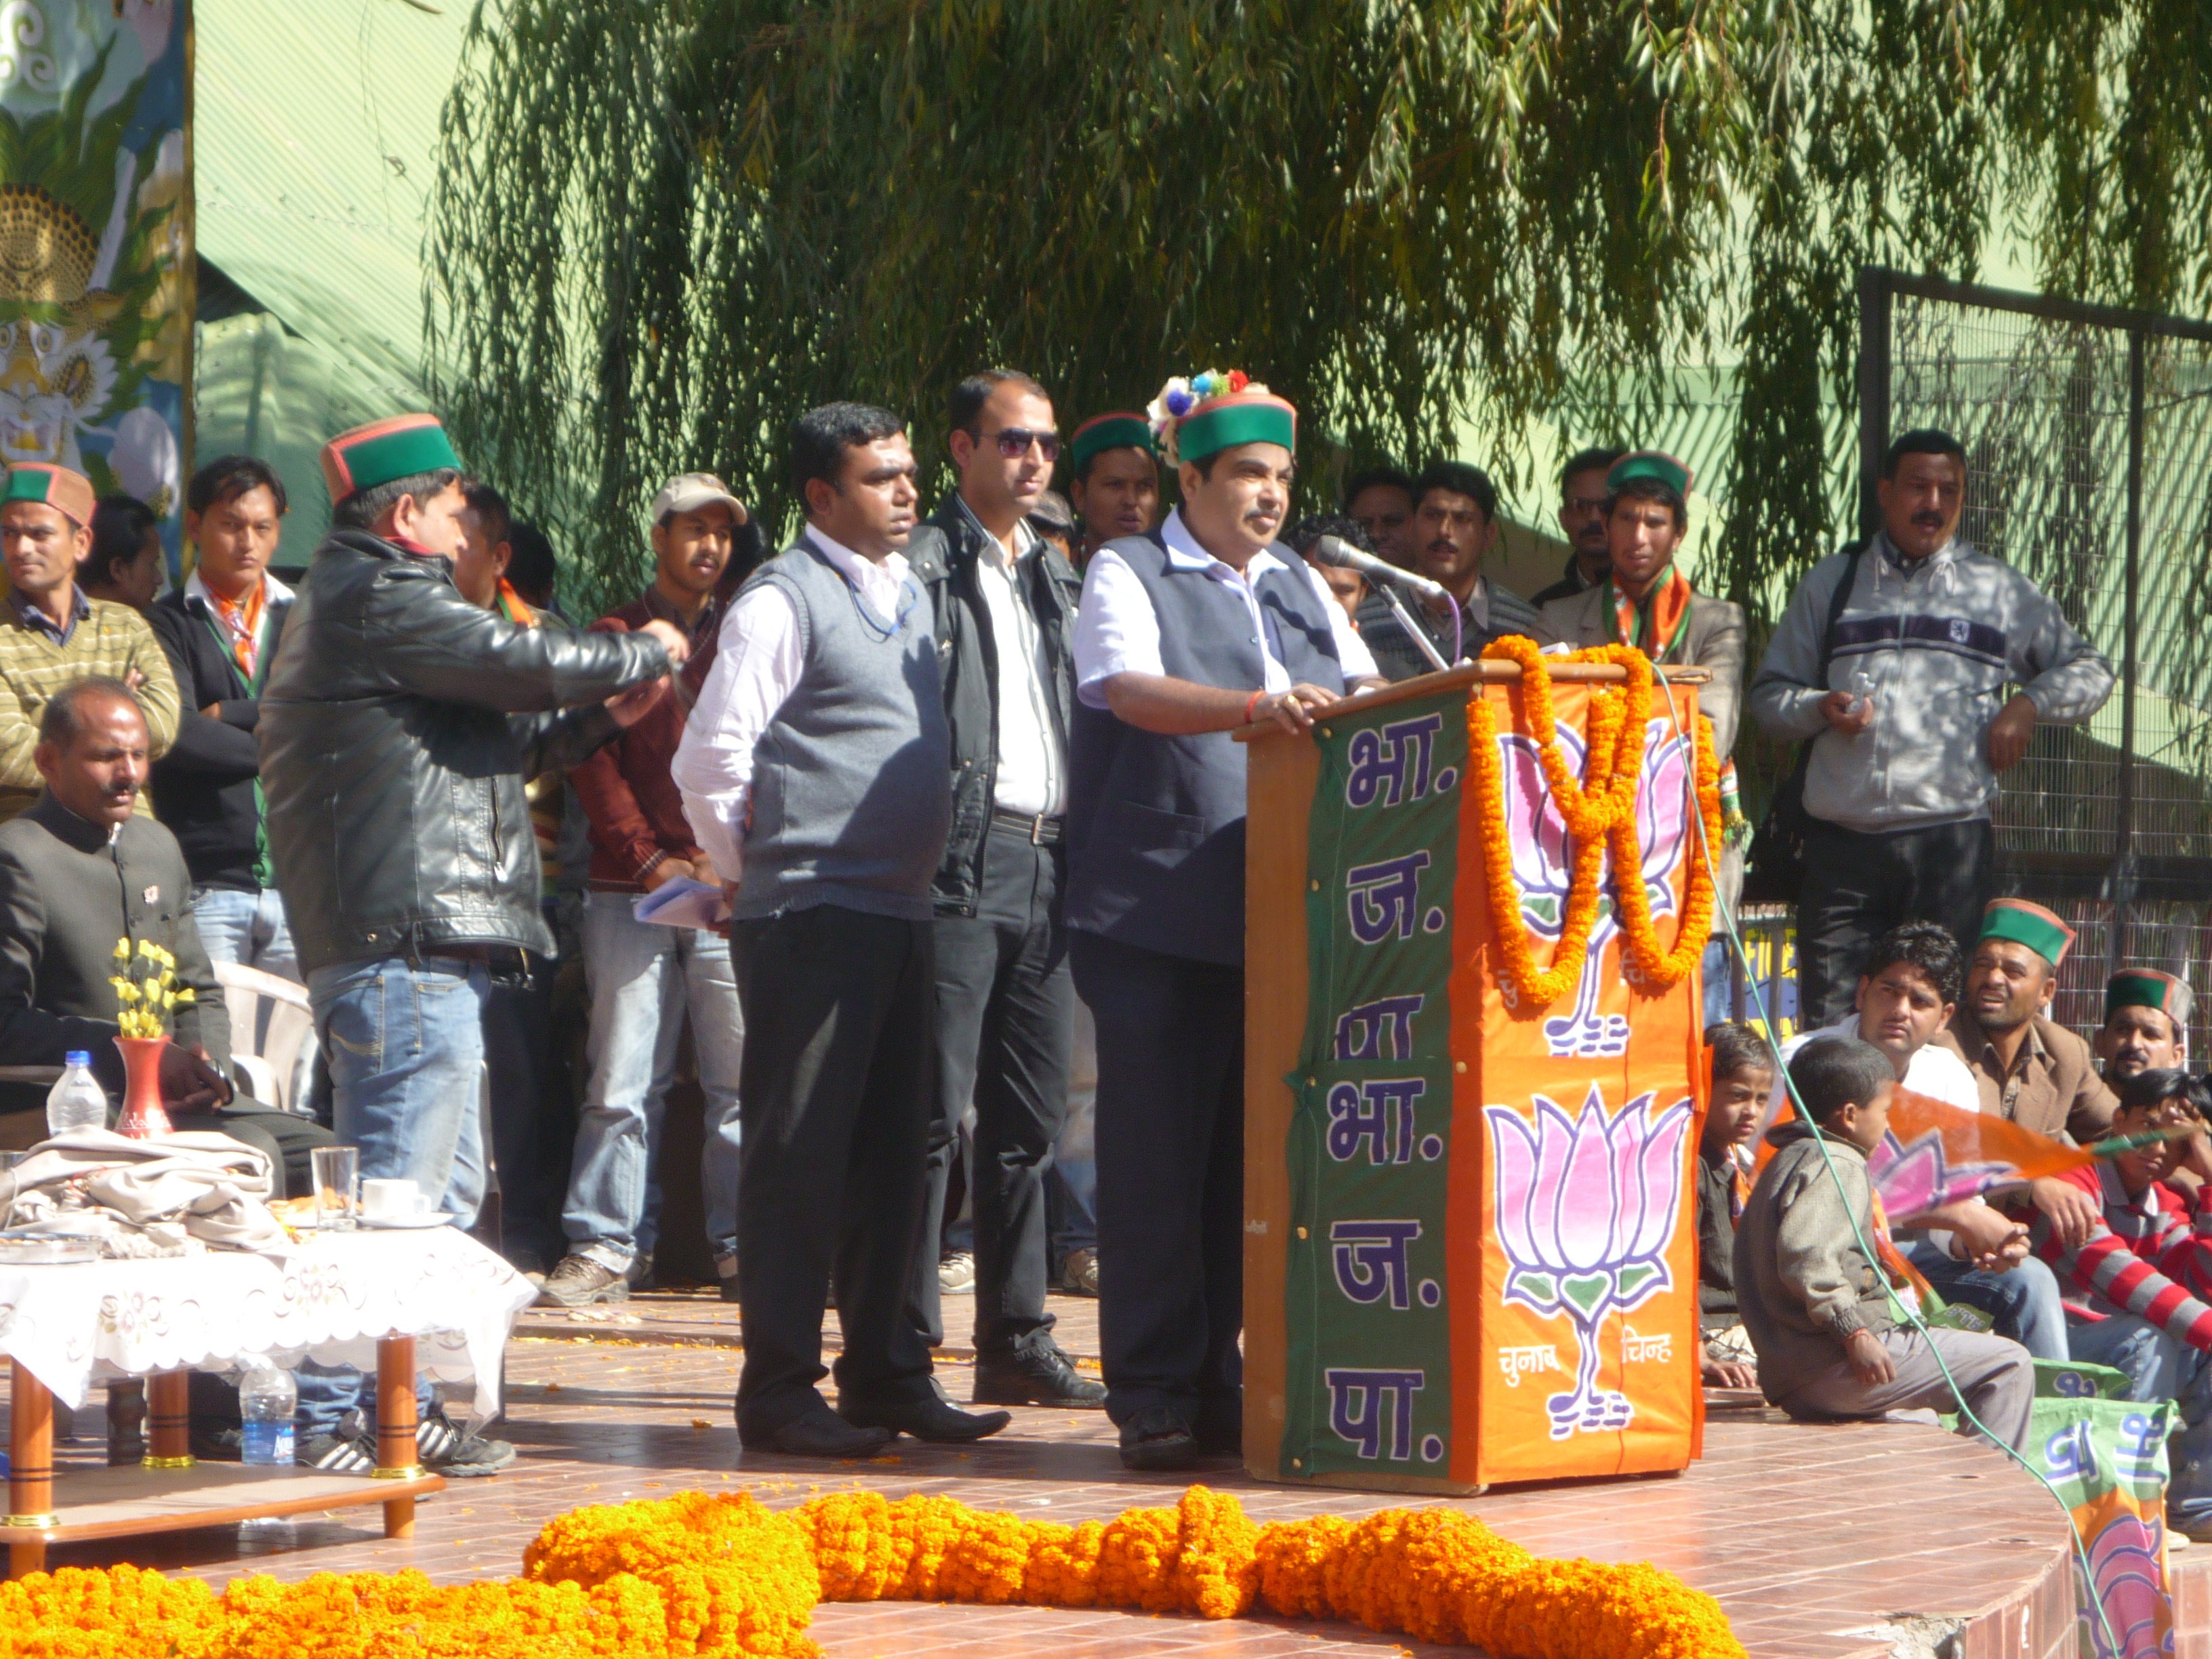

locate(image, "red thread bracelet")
[[1244, 689, 1267, 725]]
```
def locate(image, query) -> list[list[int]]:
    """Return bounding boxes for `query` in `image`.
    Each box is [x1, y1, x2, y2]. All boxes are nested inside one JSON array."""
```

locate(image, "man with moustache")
[[1340, 465, 1417, 568], [1067, 413, 1160, 568], [1069, 371, 1382, 1469], [2097, 970, 2191, 1083], [1530, 446, 1626, 607], [905, 372, 1101, 1408], [1750, 430, 2114, 1027], [1357, 460, 1543, 682], [676, 403, 1008, 1457]]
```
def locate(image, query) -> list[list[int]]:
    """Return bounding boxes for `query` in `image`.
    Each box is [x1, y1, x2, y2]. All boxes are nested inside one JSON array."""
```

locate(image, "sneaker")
[[298, 1417, 376, 1473], [537, 1254, 631, 1307], [938, 1251, 977, 1295], [716, 1251, 741, 1305], [418, 1407, 516, 1479], [1060, 1248, 1099, 1297], [974, 1343, 1107, 1408], [189, 1425, 244, 1462]]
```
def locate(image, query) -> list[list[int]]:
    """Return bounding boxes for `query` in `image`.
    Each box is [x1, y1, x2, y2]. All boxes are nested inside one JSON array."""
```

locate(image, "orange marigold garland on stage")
[[1467, 637, 1722, 1006], [0, 1486, 1743, 1659]]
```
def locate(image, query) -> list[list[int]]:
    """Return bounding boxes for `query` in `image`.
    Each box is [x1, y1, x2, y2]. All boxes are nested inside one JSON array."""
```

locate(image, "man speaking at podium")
[[1067, 372, 1383, 1471]]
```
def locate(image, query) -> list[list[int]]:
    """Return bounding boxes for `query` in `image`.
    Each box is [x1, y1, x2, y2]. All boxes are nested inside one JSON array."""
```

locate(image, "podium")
[[1242, 655, 1715, 1493]]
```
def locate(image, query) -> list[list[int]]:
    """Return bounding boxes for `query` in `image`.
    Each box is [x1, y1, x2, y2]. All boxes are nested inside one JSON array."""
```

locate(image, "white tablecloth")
[[0, 1228, 537, 1420]]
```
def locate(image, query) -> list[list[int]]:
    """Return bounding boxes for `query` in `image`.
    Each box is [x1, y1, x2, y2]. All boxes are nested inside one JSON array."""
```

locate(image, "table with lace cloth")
[[1, 1226, 537, 1576]]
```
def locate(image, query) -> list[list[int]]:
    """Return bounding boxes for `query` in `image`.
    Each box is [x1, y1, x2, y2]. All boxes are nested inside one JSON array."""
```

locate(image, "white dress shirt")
[[1773, 1012, 1984, 1118], [1072, 509, 1377, 708], [674, 529, 914, 881], [958, 498, 1064, 819]]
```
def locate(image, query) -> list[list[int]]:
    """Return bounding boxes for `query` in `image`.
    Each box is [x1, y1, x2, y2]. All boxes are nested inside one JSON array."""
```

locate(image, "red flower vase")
[[113, 1034, 173, 1139]]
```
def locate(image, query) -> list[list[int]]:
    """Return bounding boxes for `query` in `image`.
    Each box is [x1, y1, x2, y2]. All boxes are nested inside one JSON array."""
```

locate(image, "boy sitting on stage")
[[2031, 1067, 2212, 1536], [1734, 1036, 2033, 1452], [1696, 1021, 1771, 1389]]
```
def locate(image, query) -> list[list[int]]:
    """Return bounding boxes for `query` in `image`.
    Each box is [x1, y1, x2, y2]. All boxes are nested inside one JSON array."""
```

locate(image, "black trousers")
[[481, 947, 565, 1265], [1071, 928, 1243, 1431], [912, 822, 1074, 1356], [729, 904, 937, 1438], [1796, 817, 1995, 1028]]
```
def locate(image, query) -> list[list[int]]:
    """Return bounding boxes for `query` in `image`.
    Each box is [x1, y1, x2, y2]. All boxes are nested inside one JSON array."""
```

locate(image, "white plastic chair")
[[213, 960, 315, 1113]]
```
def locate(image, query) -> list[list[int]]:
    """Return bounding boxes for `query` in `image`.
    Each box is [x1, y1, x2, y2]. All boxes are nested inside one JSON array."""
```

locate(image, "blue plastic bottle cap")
[[64, 1051, 90, 1067]]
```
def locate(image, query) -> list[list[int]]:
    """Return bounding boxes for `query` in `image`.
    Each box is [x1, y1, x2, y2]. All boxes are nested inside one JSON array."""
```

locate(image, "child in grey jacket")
[[1734, 1036, 2034, 1452]]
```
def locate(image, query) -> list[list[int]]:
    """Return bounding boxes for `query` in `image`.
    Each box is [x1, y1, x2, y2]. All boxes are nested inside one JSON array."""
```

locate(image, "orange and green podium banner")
[[1244, 646, 1719, 1492]]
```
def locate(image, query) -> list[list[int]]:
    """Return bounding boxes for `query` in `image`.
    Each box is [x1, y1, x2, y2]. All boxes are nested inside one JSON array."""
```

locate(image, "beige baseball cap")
[[651, 472, 744, 523]]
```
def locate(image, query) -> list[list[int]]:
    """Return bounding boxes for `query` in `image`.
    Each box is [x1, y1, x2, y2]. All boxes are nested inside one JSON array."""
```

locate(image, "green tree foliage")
[[428, 1, 2212, 623]]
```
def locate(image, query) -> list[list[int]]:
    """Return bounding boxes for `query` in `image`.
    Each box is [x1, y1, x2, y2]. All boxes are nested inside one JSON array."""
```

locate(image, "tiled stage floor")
[[5, 1288, 2083, 1658]]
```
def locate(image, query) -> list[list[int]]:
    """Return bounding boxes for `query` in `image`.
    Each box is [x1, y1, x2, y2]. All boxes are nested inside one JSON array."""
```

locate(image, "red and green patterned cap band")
[[1070, 413, 1154, 474], [1175, 392, 1296, 465], [2106, 969, 2194, 1029], [1979, 898, 2075, 967], [2, 462, 95, 529], [321, 414, 463, 502]]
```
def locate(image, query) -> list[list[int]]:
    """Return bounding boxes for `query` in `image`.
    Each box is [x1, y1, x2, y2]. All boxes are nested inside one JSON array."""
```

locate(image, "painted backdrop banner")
[[0, 0, 189, 557], [1277, 675, 1705, 1490]]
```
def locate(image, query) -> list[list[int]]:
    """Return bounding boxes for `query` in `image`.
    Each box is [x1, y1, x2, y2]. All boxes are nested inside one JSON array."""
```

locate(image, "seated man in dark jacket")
[[0, 677, 329, 1193]]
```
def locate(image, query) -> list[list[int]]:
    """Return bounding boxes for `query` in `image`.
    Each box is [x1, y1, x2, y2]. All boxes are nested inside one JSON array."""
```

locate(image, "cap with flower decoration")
[[1146, 370, 1295, 466]]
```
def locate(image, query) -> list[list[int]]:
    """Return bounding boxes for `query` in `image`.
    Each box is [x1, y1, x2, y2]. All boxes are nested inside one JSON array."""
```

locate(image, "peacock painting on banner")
[[0, 0, 189, 562]]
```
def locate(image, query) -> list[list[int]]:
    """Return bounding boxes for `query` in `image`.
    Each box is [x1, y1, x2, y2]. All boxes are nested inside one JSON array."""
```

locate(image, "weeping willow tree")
[[427, 1, 2212, 623]]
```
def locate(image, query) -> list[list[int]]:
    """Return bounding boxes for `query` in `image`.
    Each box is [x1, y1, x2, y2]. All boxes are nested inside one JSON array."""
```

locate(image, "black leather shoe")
[[1118, 1406, 1198, 1471], [840, 1394, 1012, 1443], [745, 1405, 896, 1458], [974, 1344, 1109, 1408]]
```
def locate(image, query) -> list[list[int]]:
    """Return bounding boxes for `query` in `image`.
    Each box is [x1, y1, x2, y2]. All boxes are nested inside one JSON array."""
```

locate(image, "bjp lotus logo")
[[1498, 718, 1692, 1058], [1488, 1086, 1693, 1438]]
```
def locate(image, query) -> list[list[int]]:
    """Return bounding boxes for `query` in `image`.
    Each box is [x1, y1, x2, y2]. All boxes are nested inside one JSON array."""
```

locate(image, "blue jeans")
[[562, 893, 743, 1271], [195, 886, 316, 1109], [1904, 1240, 2070, 1361], [2068, 1313, 2212, 1529], [308, 955, 491, 1223], [297, 954, 490, 1442]]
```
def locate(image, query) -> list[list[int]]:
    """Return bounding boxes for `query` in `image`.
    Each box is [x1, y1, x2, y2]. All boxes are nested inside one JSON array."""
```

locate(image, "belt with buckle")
[[990, 808, 1064, 846]]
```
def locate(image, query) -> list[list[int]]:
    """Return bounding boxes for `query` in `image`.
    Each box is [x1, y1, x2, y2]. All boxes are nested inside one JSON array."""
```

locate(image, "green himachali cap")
[[2106, 968, 2194, 1029], [321, 413, 464, 503], [1979, 897, 2076, 968], [1, 462, 95, 529], [1606, 450, 1694, 497], [1069, 413, 1153, 474], [1175, 390, 1296, 466]]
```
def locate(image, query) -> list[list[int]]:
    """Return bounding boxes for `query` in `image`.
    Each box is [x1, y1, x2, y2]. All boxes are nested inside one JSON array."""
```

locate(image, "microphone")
[[1311, 535, 1451, 607]]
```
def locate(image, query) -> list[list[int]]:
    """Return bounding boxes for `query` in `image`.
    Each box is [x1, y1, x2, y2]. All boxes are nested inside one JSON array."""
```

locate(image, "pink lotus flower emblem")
[[1497, 718, 1693, 1057], [2083, 1508, 2169, 1659], [1868, 1128, 2020, 1227], [1488, 1085, 1693, 1437]]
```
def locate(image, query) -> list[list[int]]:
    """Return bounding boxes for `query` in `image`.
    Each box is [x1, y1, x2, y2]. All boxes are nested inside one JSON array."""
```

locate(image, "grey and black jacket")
[[907, 495, 1081, 918], [257, 529, 670, 975], [1748, 533, 2114, 834]]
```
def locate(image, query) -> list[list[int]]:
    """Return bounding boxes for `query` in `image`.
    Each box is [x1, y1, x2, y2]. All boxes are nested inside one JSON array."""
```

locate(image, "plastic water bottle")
[[239, 1361, 297, 1468], [45, 1051, 106, 1136]]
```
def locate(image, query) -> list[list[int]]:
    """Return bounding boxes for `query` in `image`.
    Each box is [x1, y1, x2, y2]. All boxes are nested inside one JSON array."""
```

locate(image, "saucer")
[[360, 1212, 453, 1230]]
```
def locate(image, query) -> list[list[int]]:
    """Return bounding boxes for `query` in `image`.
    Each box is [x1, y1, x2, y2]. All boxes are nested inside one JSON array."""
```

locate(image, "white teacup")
[[360, 1178, 432, 1222]]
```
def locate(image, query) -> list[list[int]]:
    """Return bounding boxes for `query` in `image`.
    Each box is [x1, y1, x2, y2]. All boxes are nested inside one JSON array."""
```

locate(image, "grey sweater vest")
[[729, 538, 952, 922], [1065, 535, 1348, 966]]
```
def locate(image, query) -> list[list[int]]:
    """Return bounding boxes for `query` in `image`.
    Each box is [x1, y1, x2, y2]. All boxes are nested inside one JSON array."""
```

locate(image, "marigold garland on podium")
[[1243, 642, 1721, 1492]]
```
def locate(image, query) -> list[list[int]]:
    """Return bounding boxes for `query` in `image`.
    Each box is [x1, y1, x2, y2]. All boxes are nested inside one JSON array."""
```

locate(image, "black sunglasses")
[[970, 426, 1061, 462]]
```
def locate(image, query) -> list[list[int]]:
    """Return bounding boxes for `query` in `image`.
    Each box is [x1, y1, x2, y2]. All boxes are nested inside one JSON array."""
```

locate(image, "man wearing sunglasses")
[[905, 370, 1102, 1411]]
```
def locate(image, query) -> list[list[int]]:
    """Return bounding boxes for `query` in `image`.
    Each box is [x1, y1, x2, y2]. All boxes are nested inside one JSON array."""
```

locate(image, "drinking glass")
[[312, 1145, 359, 1231]]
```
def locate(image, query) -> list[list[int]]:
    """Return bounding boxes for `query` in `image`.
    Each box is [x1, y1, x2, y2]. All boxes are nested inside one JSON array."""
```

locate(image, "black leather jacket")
[[257, 530, 670, 974], [909, 496, 1081, 917]]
